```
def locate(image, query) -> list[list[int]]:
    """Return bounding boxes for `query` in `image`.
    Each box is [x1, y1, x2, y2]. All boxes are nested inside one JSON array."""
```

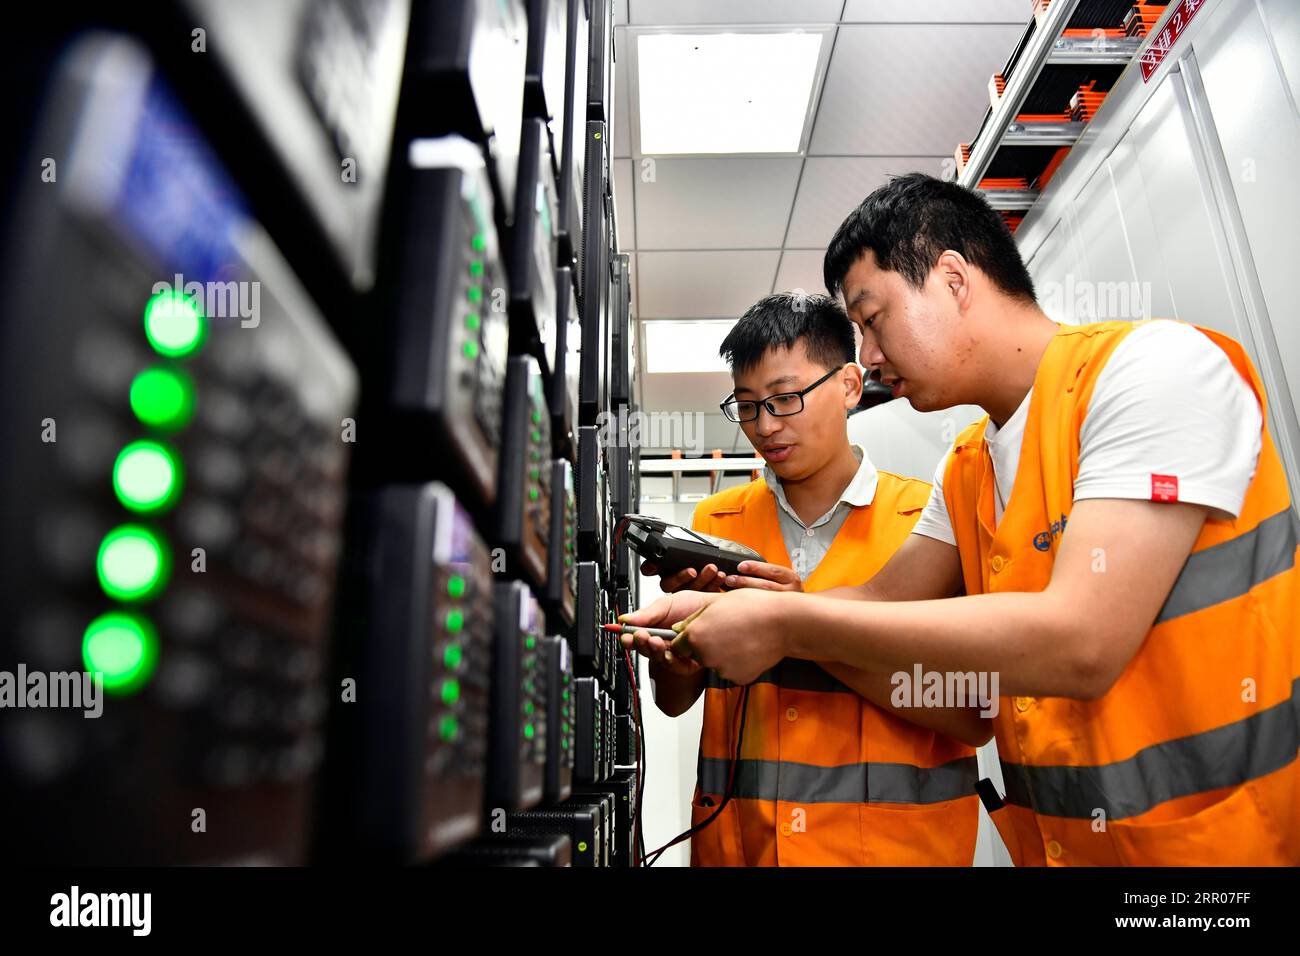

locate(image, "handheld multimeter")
[[619, 515, 763, 577]]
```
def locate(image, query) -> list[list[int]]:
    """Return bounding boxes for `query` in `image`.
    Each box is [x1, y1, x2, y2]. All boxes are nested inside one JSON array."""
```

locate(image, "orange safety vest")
[[943, 320, 1300, 866], [689, 470, 981, 866]]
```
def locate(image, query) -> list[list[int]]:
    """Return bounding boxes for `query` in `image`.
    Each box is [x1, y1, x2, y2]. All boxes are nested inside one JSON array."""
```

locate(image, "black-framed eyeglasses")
[[720, 365, 843, 423]]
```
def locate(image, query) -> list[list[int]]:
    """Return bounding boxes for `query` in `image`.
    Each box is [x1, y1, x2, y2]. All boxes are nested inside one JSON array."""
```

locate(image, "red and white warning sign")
[[1140, 0, 1208, 82]]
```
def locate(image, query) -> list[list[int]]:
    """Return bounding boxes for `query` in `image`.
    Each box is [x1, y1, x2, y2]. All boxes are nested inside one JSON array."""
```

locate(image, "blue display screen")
[[113, 78, 248, 288]]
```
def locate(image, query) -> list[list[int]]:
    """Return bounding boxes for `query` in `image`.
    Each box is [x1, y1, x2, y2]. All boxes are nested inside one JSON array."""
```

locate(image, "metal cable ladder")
[[956, 0, 1176, 231]]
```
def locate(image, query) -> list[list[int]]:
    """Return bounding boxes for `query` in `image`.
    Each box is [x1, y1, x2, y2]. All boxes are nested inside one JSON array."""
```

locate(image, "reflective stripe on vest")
[[1157, 507, 1300, 623], [705, 658, 854, 694], [699, 755, 980, 806], [1001, 676, 1300, 820]]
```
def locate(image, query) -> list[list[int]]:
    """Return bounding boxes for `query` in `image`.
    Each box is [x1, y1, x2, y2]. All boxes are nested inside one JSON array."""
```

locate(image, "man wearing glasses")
[[631, 292, 989, 866], [626, 174, 1300, 865]]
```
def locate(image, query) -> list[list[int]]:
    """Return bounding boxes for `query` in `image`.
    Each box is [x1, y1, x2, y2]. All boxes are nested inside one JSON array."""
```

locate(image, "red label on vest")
[[1151, 474, 1179, 502]]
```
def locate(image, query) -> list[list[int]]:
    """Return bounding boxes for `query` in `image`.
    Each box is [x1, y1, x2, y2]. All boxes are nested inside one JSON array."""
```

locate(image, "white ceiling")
[[611, 0, 1030, 450]]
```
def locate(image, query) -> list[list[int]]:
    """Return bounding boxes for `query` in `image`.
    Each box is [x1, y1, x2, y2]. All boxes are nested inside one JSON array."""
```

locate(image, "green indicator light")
[[531, 408, 541, 425], [82, 611, 159, 695], [524, 700, 535, 715], [469, 261, 484, 278], [564, 556, 572, 568], [443, 644, 463, 669], [96, 524, 170, 602], [463, 341, 479, 360], [447, 574, 466, 599], [143, 290, 206, 358], [471, 232, 486, 252], [528, 488, 539, 502], [439, 715, 459, 741], [577, 840, 587, 852], [524, 723, 535, 739], [529, 468, 540, 481], [129, 367, 195, 431], [466, 286, 483, 305], [112, 440, 182, 514], [445, 610, 465, 634], [562, 737, 569, 750], [562, 689, 570, 701], [465, 313, 481, 331], [525, 636, 536, 650], [440, 679, 460, 705], [530, 429, 541, 444]]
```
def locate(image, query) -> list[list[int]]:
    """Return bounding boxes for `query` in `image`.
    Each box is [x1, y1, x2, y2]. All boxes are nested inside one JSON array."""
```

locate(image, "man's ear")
[[842, 362, 864, 410], [936, 250, 974, 311]]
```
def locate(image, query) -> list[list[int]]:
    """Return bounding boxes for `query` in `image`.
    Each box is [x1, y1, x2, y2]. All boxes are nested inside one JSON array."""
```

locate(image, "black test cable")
[[644, 683, 750, 867]]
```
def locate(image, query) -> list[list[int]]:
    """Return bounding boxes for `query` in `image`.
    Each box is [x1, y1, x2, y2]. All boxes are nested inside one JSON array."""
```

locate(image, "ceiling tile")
[[637, 250, 780, 317], [841, 0, 1030, 22], [614, 27, 633, 156], [773, 249, 829, 297], [629, 0, 844, 25], [634, 158, 801, 249], [613, 159, 636, 251], [809, 24, 1023, 155], [786, 156, 947, 248], [639, 371, 731, 414]]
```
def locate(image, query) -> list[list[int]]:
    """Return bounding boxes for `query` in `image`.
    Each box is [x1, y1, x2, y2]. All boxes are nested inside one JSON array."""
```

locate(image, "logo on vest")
[[1032, 514, 1069, 552]]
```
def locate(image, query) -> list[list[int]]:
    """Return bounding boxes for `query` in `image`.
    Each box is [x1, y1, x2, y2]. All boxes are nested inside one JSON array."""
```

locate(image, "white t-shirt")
[[911, 320, 1264, 543]]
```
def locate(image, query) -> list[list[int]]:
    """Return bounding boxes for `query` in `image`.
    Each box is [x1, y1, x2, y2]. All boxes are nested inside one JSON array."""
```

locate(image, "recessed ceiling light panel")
[[637, 31, 825, 155], [644, 320, 735, 373]]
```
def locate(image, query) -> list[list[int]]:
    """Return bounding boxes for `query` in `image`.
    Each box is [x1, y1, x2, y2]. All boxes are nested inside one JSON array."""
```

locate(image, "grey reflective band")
[[1001, 676, 1300, 820], [698, 755, 979, 805], [705, 658, 854, 694], [1157, 508, 1299, 623]]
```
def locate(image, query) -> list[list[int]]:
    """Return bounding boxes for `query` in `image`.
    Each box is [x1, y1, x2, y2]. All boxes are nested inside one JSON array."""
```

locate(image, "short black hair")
[[718, 292, 855, 374], [823, 172, 1036, 303]]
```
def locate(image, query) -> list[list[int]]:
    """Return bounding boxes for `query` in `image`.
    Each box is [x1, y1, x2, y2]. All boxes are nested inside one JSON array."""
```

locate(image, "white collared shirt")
[[764, 444, 879, 579]]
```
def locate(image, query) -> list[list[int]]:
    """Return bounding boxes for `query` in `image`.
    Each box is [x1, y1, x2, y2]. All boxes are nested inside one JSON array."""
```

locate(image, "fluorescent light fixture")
[[637, 32, 823, 154], [644, 320, 734, 373]]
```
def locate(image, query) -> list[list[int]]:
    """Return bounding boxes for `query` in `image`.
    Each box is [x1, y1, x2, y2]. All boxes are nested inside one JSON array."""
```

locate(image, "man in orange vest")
[[630, 291, 988, 866], [622, 174, 1300, 865]]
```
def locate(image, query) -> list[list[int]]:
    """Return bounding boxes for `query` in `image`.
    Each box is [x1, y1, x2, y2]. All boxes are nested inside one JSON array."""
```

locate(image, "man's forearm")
[[815, 582, 875, 602], [786, 589, 1100, 698], [817, 661, 993, 747]]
